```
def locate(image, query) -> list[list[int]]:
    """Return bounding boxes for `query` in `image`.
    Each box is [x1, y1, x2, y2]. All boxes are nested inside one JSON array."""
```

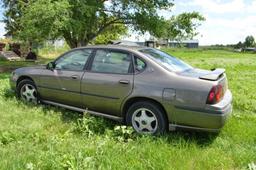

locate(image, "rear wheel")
[[17, 79, 38, 104], [126, 101, 167, 135]]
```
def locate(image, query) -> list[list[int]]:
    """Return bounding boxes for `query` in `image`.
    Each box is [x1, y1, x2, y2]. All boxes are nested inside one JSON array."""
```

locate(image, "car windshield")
[[139, 48, 193, 72]]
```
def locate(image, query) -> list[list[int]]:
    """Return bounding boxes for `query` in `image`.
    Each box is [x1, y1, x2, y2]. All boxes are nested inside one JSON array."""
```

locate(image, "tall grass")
[[0, 48, 256, 169]]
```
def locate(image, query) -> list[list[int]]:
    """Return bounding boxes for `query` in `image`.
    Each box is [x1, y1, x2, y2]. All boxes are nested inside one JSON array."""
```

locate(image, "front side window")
[[139, 48, 193, 72], [91, 50, 132, 74], [55, 49, 92, 71]]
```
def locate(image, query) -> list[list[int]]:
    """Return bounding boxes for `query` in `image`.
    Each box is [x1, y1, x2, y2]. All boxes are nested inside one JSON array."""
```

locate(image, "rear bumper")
[[171, 90, 232, 132]]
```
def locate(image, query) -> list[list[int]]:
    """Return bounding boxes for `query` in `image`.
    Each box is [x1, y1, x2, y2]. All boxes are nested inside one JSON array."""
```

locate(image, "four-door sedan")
[[10, 45, 232, 134]]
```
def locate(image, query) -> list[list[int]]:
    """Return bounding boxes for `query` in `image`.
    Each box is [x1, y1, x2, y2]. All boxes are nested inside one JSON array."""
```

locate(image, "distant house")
[[169, 40, 199, 48], [46, 39, 65, 48], [144, 39, 199, 48], [111, 39, 199, 48], [109, 40, 140, 46], [242, 47, 256, 52], [145, 40, 157, 48], [157, 39, 169, 47]]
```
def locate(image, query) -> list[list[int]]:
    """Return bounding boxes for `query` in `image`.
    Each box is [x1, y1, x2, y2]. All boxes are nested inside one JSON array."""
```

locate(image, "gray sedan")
[[10, 45, 232, 134]]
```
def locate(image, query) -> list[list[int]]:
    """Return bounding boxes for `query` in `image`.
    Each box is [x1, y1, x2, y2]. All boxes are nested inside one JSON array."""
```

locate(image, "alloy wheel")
[[131, 108, 158, 134], [20, 84, 37, 104]]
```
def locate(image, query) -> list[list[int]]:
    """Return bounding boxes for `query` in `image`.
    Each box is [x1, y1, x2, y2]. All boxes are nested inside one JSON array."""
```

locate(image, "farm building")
[[169, 40, 199, 48], [143, 39, 199, 48]]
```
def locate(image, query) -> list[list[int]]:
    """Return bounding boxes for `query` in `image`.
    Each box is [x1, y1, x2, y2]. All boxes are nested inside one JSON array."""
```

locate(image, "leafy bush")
[[73, 112, 112, 137], [111, 126, 135, 142]]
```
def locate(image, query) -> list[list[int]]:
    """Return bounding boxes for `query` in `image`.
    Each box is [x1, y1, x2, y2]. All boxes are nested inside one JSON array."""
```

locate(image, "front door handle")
[[119, 80, 130, 84], [71, 75, 79, 79]]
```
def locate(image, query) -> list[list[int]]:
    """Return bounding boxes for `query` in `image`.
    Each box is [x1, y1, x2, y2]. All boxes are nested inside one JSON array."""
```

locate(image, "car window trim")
[[86, 48, 134, 75], [53, 48, 95, 72], [132, 54, 147, 75]]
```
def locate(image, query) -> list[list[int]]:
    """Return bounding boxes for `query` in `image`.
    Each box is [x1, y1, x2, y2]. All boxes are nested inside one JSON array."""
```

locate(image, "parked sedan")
[[10, 45, 232, 134]]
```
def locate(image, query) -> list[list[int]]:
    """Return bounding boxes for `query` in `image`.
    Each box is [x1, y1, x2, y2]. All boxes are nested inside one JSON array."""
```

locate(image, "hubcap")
[[132, 108, 158, 134], [20, 84, 37, 103]]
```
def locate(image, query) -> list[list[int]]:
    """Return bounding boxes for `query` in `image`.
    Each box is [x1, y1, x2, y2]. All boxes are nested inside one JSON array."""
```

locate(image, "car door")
[[38, 49, 93, 107], [81, 49, 134, 116]]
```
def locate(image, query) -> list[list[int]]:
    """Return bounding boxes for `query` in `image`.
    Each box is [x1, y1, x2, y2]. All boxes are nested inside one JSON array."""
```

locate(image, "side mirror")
[[46, 62, 55, 70]]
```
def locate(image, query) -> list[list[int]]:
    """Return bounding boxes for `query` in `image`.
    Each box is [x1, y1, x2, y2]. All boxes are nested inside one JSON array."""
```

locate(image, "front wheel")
[[17, 79, 38, 104], [126, 101, 167, 135]]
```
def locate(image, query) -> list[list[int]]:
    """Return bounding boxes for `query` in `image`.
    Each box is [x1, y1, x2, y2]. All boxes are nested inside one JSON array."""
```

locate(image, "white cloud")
[[247, 1, 256, 13], [196, 15, 256, 45], [173, 0, 256, 45], [185, 0, 256, 15], [191, 0, 246, 14], [0, 22, 6, 38]]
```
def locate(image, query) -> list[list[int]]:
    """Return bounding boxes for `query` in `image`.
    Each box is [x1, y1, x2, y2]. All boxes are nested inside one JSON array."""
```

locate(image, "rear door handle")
[[119, 80, 130, 84], [71, 75, 79, 79]]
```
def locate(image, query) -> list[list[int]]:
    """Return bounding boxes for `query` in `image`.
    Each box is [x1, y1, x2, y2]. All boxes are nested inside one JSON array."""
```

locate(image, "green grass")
[[0, 48, 256, 169]]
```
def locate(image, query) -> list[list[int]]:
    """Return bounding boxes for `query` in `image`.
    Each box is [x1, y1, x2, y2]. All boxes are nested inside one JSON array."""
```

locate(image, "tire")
[[16, 79, 39, 104], [126, 101, 167, 135]]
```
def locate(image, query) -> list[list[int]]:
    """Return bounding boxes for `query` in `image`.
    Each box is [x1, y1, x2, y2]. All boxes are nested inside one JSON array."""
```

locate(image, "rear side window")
[[139, 48, 193, 72], [91, 50, 132, 74], [134, 57, 146, 73]]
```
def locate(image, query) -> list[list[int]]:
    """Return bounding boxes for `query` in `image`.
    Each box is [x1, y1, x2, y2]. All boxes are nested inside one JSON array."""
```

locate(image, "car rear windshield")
[[139, 48, 193, 72]]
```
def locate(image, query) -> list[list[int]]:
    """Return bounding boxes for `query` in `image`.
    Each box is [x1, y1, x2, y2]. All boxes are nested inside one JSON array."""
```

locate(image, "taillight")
[[206, 85, 223, 104]]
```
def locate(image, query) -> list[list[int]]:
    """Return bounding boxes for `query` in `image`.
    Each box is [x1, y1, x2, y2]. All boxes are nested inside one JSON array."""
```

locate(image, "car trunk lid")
[[199, 68, 225, 81], [178, 68, 228, 103], [178, 68, 225, 80]]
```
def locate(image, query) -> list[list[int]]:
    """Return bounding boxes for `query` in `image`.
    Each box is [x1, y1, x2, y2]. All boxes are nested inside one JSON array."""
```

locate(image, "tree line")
[[235, 35, 255, 49], [2, 0, 204, 49]]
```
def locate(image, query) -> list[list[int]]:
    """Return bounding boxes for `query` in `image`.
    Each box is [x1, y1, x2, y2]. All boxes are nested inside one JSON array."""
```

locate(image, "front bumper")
[[9, 74, 17, 91], [170, 90, 232, 132]]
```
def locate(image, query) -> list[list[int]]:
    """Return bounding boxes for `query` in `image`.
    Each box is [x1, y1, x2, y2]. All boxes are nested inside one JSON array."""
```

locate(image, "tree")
[[234, 41, 244, 49], [18, 0, 70, 44], [3, 0, 205, 48], [244, 35, 255, 47], [162, 12, 205, 41], [92, 24, 127, 44], [10, 0, 173, 48], [2, 0, 27, 37]]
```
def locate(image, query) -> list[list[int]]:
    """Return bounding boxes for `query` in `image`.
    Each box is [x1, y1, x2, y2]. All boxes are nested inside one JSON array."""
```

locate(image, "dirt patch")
[[0, 67, 18, 73]]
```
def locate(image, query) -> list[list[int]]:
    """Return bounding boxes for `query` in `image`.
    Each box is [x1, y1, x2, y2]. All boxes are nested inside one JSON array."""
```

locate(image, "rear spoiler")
[[199, 68, 225, 81]]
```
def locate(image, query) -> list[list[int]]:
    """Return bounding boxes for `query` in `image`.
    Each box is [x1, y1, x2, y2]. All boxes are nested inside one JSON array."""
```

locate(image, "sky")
[[0, 1, 5, 39], [0, 0, 256, 45], [170, 0, 256, 45]]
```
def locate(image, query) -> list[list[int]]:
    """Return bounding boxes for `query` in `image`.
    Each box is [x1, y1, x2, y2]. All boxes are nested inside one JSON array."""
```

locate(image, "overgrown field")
[[0, 48, 256, 169]]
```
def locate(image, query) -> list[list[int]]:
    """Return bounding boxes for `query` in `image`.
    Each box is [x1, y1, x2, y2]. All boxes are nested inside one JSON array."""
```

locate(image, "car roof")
[[74, 45, 150, 52]]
